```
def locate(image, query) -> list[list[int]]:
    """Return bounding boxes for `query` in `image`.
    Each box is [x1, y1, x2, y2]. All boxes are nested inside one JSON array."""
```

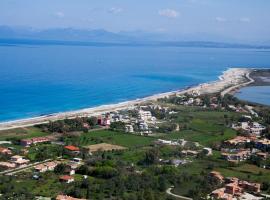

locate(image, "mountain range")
[[0, 26, 269, 49]]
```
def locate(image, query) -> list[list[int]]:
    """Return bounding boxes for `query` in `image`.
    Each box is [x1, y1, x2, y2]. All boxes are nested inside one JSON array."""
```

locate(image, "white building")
[[125, 124, 134, 133], [139, 110, 152, 121]]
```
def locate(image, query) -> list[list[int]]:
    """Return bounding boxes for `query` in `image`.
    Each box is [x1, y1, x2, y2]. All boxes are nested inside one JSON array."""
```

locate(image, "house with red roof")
[[64, 145, 80, 156], [59, 175, 74, 184], [0, 147, 12, 155]]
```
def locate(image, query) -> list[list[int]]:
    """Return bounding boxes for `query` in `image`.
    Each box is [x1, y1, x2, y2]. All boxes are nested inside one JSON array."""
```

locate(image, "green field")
[[0, 127, 49, 141], [66, 130, 155, 148], [161, 110, 239, 146], [216, 164, 270, 183], [162, 128, 236, 146]]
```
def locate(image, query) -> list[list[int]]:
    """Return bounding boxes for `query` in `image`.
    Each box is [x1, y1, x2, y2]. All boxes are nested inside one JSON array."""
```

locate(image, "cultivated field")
[[84, 143, 127, 153]]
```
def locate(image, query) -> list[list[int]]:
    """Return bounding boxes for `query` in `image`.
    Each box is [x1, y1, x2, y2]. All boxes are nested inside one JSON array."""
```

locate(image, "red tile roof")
[[64, 145, 79, 151], [59, 175, 74, 181]]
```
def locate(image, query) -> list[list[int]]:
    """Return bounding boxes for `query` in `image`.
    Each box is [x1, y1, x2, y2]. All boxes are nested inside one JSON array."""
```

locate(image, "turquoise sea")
[[236, 86, 270, 106], [0, 43, 270, 122]]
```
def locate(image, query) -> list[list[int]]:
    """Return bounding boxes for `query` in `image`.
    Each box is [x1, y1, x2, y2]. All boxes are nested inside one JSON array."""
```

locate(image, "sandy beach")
[[0, 68, 253, 131]]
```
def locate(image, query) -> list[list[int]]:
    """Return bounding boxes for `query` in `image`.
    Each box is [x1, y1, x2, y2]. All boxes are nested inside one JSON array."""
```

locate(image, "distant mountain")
[[0, 26, 269, 49], [0, 26, 135, 42]]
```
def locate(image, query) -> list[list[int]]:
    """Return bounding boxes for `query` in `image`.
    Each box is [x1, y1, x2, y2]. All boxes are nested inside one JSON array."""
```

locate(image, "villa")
[[34, 161, 59, 173], [209, 171, 224, 184], [125, 124, 134, 133], [232, 122, 266, 136], [255, 139, 270, 150], [181, 150, 199, 157], [225, 136, 256, 146], [156, 139, 179, 146], [56, 195, 86, 200], [20, 136, 51, 147], [98, 116, 111, 126], [209, 172, 261, 200], [59, 175, 74, 184], [138, 110, 152, 121], [221, 149, 251, 162], [0, 147, 12, 155], [202, 147, 213, 156], [10, 155, 30, 166], [0, 161, 16, 169], [64, 145, 80, 156]]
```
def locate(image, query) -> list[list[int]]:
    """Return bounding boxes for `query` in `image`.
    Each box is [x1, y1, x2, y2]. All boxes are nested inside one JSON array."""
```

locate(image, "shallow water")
[[235, 86, 270, 106]]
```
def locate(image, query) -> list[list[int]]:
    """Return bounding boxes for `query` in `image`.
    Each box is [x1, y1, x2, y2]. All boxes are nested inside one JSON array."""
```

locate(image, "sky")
[[0, 0, 270, 43]]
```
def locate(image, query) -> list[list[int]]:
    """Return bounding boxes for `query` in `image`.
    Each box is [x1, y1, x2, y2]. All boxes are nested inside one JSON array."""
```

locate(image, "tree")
[[158, 176, 168, 192], [87, 117, 98, 126], [110, 122, 126, 132], [54, 163, 69, 174], [143, 148, 160, 165]]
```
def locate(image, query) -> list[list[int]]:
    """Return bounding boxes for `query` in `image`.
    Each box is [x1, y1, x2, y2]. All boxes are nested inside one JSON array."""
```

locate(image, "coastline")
[[0, 68, 253, 131]]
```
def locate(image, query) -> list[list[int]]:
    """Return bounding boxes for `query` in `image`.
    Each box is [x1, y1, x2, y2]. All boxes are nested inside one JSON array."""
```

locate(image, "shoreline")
[[0, 68, 253, 131]]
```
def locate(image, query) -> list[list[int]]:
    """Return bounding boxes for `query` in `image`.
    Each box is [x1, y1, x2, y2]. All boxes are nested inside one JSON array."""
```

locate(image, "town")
[[0, 91, 269, 200]]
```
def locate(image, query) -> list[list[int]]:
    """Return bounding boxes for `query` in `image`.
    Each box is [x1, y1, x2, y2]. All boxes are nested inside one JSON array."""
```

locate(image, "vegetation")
[[0, 94, 269, 199]]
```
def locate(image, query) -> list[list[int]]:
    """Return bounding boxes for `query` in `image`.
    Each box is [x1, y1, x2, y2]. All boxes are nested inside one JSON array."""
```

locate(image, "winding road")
[[221, 70, 255, 97], [166, 187, 193, 200]]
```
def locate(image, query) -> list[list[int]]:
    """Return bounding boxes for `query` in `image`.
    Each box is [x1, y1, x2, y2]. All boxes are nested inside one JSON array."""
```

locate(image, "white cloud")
[[239, 17, 251, 23], [54, 11, 65, 18], [108, 7, 123, 14], [215, 17, 227, 22], [159, 9, 179, 18]]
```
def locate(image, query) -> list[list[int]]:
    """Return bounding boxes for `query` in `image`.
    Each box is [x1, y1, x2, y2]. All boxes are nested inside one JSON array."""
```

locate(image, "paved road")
[[166, 187, 193, 200]]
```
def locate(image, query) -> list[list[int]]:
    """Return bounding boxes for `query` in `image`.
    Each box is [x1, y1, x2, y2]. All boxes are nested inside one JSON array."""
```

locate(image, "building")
[[256, 152, 268, 160], [139, 122, 151, 134], [233, 122, 266, 136], [156, 139, 179, 146], [209, 171, 224, 184], [202, 147, 213, 156], [0, 147, 12, 155], [56, 195, 86, 200], [170, 159, 188, 167], [0, 161, 16, 169], [209, 172, 261, 200], [20, 137, 51, 147], [98, 116, 111, 126], [64, 145, 80, 155], [255, 139, 270, 150], [59, 175, 74, 184], [225, 136, 255, 146], [181, 150, 199, 157], [138, 110, 152, 121], [221, 149, 251, 162], [34, 161, 59, 173], [250, 122, 266, 135], [239, 180, 260, 193], [125, 124, 134, 133], [10, 155, 30, 166], [211, 188, 233, 200]]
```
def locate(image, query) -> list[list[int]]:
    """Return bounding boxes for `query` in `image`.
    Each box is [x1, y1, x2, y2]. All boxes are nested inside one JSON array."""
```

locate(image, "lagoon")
[[235, 86, 270, 106]]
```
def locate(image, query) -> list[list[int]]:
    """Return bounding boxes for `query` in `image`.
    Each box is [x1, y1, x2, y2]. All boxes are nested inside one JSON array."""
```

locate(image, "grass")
[[162, 128, 236, 146], [76, 130, 155, 148], [161, 110, 238, 146], [216, 163, 270, 183], [0, 127, 49, 140]]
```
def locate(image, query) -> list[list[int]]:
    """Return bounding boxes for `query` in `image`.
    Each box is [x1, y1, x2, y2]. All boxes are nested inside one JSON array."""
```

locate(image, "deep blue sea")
[[0, 44, 270, 122], [236, 86, 270, 106]]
